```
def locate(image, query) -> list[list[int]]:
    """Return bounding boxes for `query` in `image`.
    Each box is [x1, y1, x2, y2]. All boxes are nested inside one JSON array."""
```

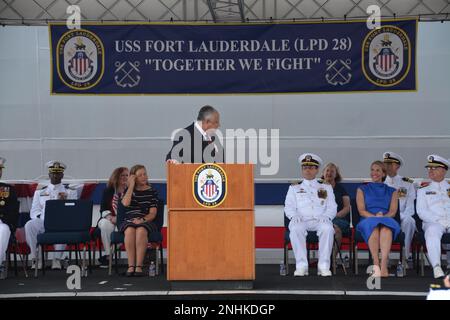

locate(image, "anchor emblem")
[[114, 61, 141, 88], [325, 59, 352, 86]]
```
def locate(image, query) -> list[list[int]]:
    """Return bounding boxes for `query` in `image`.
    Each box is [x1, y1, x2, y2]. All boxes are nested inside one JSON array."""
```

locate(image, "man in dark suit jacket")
[[0, 157, 19, 279], [166, 105, 223, 163]]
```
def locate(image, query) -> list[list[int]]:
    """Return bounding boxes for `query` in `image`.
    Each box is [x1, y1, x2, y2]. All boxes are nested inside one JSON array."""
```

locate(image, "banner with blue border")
[[49, 19, 417, 95]]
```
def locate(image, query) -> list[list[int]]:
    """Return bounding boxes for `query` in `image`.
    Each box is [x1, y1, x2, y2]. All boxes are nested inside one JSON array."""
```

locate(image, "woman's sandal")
[[125, 266, 135, 277], [134, 266, 145, 277]]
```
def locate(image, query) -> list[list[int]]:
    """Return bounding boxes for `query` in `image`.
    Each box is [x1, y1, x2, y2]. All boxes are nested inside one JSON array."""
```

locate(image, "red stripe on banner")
[[79, 183, 97, 200], [159, 227, 286, 249], [255, 226, 286, 248], [159, 227, 370, 250], [13, 183, 38, 197]]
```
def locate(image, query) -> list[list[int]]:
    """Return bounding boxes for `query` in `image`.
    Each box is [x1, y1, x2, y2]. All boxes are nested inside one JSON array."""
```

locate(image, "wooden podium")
[[167, 163, 254, 288]]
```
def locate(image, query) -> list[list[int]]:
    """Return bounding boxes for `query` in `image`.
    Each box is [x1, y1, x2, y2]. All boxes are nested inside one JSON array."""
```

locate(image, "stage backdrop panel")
[[49, 19, 417, 95]]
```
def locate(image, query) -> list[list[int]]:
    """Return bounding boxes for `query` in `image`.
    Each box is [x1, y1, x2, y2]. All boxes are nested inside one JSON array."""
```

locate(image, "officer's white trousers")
[[401, 215, 416, 256], [98, 218, 115, 256], [423, 222, 449, 268], [0, 220, 11, 264], [24, 219, 64, 260], [289, 220, 334, 270]]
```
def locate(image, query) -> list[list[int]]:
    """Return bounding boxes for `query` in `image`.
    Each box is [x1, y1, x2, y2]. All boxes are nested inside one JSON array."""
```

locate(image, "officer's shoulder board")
[[317, 179, 324, 184], [64, 184, 77, 191], [402, 177, 414, 183], [290, 180, 303, 186], [419, 182, 430, 189], [39, 186, 48, 195]]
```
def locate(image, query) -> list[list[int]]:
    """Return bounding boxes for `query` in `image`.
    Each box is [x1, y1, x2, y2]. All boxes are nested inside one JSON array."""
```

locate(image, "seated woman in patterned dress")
[[356, 160, 400, 277], [120, 164, 159, 277]]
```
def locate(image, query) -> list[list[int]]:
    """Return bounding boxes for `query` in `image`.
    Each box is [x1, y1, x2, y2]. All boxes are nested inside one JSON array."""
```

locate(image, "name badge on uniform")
[[317, 188, 327, 199], [426, 191, 436, 195], [398, 187, 407, 198]]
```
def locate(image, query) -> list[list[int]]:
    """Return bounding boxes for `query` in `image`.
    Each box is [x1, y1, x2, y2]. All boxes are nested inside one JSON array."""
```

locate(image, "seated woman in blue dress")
[[120, 164, 159, 277], [356, 160, 400, 277]]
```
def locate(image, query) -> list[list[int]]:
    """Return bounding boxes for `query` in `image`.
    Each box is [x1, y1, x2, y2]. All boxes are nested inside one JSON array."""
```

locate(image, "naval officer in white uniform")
[[383, 151, 417, 265], [284, 153, 337, 276], [416, 154, 450, 279], [25, 161, 77, 270]]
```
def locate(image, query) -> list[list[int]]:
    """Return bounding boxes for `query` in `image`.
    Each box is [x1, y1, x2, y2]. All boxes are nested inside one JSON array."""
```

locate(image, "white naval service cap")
[[425, 154, 449, 170], [46, 160, 67, 173], [298, 153, 323, 168], [0, 157, 5, 168], [383, 151, 404, 166]]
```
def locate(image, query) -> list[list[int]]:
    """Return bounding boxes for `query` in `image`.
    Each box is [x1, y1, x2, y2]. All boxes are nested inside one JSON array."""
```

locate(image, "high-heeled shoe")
[[371, 266, 381, 278], [134, 266, 145, 277], [125, 266, 135, 277]]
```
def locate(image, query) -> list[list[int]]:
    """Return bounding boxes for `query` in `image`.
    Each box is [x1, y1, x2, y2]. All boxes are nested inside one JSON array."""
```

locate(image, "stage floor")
[[0, 264, 440, 299]]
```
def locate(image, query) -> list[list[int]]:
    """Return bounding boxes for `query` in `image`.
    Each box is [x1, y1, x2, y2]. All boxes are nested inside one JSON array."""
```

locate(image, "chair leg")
[[19, 251, 28, 278], [400, 244, 404, 265], [307, 247, 310, 268], [401, 245, 407, 276], [97, 239, 102, 262], [155, 248, 159, 276], [160, 246, 164, 274], [114, 244, 119, 275], [34, 246, 39, 278], [334, 238, 347, 275], [284, 244, 289, 275], [332, 243, 337, 275], [355, 246, 359, 275], [351, 240, 356, 274], [88, 243, 92, 274], [41, 245, 46, 276], [5, 249, 10, 279], [13, 247, 18, 277], [416, 245, 420, 275], [108, 244, 113, 276], [75, 246, 79, 266], [82, 244, 87, 277], [420, 246, 425, 277]]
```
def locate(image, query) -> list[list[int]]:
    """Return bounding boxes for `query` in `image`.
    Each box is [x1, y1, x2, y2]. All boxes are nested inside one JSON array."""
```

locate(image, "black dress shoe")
[[98, 255, 109, 268]]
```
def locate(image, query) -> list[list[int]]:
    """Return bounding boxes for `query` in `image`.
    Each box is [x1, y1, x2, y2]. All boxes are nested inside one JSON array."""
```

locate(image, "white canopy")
[[0, 0, 449, 25]]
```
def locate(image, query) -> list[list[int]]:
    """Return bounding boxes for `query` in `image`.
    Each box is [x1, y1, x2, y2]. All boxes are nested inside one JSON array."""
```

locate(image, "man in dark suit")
[[166, 105, 223, 163], [0, 157, 19, 279]]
